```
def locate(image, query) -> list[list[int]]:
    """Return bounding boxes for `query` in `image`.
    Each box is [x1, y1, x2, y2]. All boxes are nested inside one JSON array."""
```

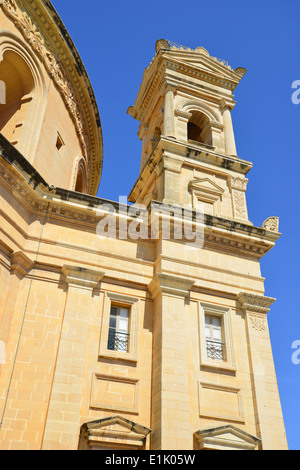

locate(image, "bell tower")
[[128, 40, 287, 450], [128, 40, 251, 223]]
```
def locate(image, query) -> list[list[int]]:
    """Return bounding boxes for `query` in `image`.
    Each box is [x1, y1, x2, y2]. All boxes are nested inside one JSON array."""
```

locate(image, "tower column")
[[163, 87, 176, 138], [221, 100, 237, 156], [149, 274, 195, 450]]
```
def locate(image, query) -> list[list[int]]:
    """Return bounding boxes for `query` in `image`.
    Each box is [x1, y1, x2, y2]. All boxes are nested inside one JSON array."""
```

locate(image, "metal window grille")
[[107, 330, 129, 352], [206, 340, 225, 361]]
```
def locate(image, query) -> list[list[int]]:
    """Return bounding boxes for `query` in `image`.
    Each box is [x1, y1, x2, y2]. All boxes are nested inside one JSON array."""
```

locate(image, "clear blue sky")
[[52, 0, 300, 450]]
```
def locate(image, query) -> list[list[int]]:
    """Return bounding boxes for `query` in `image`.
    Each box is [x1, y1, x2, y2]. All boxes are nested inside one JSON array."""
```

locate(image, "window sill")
[[200, 359, 237, 373], [99, 350, 138, 364]]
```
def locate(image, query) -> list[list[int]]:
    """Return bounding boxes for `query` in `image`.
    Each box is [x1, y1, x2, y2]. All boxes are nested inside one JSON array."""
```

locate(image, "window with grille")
[[107, 306, 130, 352], [205, 315, 226, 361]]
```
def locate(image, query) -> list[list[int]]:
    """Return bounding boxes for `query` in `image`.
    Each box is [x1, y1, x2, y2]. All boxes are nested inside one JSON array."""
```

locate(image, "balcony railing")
[[206, 340, 225, 361], [107, 330, 129, 352]]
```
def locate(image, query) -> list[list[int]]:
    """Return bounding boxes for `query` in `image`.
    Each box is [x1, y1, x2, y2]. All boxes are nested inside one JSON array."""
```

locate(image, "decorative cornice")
[[237, 292, 276, 315], [0, 138, 281, 260]]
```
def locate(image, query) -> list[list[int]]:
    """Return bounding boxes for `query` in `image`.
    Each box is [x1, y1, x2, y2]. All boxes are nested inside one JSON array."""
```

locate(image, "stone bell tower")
[[128, 39, 250, 222], [128, 40, 288, 450]]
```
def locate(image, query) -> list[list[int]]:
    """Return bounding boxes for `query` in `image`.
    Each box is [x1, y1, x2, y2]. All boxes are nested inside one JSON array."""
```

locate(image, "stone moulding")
[[0, 135, 282, 260], [0, 0, 88, 159], [62, 265, 104, 290], [148, 273, 195, 300], [79, 416, 151, 449], [194, 425, 260, 451]]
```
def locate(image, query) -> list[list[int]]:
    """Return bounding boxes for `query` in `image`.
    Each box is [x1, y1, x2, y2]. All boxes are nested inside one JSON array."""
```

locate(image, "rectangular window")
[[99, 292, 140, 363], [205, 314, 225, 361], [199, 302, 236, 371], [107, 306, 130, 352]]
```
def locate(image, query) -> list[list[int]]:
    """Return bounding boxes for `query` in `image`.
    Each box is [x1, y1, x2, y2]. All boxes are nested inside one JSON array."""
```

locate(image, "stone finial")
[[234, 67, 247, 78], [262, 217, 280, 233], [155, 39, 171, 53], [195, 46, 210, 56]]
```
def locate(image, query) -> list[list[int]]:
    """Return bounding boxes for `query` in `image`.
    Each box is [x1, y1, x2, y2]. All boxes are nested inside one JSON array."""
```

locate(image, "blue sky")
[[52, 0, 300, 450]]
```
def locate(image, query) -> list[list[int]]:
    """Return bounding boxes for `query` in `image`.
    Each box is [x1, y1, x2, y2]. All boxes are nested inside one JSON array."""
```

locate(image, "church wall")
[[0, 4, 288, 450], [0, 158, 288, 449]]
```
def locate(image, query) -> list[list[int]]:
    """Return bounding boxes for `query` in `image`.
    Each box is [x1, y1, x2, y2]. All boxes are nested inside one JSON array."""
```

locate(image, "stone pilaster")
[[237, 293, 288, 450], [42, 265, 104, 450], [229, 176, 249, 223], [0, 252, 34, 365], [149, 274, 195, 450], [161, 153, 183, 205]]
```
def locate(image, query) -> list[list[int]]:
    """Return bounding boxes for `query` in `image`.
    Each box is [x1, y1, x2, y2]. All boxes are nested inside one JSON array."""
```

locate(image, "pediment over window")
[[194, 425, 261, 450], [188, 178, 224, 215], [79, 415, 151, 450]]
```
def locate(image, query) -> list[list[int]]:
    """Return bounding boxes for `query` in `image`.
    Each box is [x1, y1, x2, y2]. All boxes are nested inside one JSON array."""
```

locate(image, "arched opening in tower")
[[187, 110, 212, 146]]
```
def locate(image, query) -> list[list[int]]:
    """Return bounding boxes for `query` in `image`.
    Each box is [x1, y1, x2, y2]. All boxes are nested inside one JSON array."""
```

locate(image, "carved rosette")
[[0, 0, 88, 158], [248, 314, 267, 332]]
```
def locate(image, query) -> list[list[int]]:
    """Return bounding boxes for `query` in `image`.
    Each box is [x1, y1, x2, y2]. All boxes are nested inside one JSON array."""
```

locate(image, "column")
[[237, 293, 288, 450], [42, 265, 104, 450], [221, 100, 237, 157], [163, 87, 175, 138], [149, 274, 195, 450]]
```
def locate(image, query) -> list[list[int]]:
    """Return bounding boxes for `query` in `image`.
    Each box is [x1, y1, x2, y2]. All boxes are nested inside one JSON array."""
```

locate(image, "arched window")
[[73, 157, 88, 193], [0, 50, 34, 146], [187, 110, 212, 146]]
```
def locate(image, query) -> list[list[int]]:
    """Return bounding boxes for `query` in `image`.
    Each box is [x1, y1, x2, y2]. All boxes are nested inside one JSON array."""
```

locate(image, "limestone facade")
[[0, 2, 288, 450]]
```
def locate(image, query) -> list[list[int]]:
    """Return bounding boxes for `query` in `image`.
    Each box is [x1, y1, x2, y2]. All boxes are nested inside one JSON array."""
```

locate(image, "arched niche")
[[0, 32, 46, 161]]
